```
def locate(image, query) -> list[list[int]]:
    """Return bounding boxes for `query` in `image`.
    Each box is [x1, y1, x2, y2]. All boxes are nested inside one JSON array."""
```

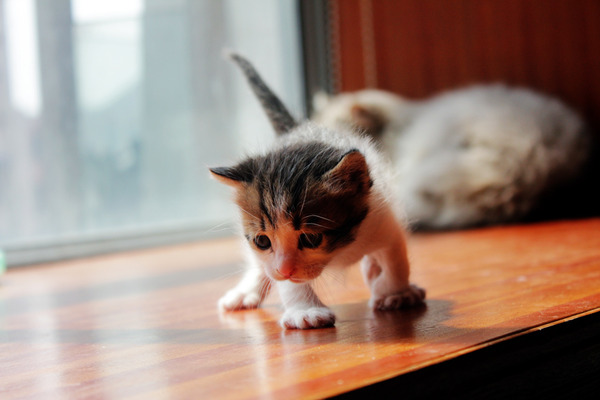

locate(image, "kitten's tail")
[[226, 51, 297, 135]]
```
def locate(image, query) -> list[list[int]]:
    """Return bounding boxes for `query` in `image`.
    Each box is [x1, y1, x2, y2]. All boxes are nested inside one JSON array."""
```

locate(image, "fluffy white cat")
[[313, 85, 590, 229]]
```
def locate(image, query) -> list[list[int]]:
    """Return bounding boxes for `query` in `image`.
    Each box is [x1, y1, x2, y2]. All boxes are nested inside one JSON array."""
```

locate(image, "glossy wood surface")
[[1, 219, 600, 399]]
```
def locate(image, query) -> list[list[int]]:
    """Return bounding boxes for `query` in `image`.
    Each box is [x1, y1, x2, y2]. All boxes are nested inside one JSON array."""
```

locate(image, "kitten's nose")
[[277, 259, 296, 279]]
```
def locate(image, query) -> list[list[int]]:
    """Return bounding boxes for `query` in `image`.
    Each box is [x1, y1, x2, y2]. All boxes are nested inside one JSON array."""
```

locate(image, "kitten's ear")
[[350, 104, 387, 137], [209, 165, 253, 187], [324, 150, 371, 194]]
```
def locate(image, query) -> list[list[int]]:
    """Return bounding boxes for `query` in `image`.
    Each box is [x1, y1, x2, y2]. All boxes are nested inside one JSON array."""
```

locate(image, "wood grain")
[[1, 219, 599, 399], [330, 0, 600, 132]]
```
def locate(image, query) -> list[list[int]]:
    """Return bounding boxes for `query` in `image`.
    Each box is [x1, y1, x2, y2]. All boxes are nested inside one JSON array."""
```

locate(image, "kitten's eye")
[[299, 233, 323, 249], [254, 235, 272, 250]]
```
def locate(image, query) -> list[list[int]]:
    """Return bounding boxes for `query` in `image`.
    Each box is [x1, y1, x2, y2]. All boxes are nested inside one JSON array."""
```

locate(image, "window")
[[0, 0, 304, 265]]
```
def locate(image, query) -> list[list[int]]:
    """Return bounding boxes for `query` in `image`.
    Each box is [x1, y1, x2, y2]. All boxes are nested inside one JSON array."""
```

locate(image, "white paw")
[[218, 288, 262, 311], [371, 284, 426, 311], [280, 307, 336, 329]]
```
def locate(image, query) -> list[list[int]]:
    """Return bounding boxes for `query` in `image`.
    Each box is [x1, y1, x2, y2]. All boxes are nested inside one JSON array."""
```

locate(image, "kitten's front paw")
[[280, 307, 336, 329], [371, 284, 426, 311], [218, 288, 262, 311]]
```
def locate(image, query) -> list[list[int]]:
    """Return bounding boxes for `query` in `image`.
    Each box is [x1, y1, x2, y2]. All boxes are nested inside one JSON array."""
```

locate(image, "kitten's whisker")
[[284, 208, 292, 220], [215, 268, 246, 282], [281, 220, 293, 227], [298, 178, 311, 218], [206, 220, 230, 230], [260, 279, 272, 301], [205, 221, 234, 234], [324, 268, 346, 286], [257, 280, 268, 301], [304, 222, 329, 229], [239, 207, 261, 222], [205, 227, 231, 234], [303, 214, 335, 223], [312, 275, 332, 305]]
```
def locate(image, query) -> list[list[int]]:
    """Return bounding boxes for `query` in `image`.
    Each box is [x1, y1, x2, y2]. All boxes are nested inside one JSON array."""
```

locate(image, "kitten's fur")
[[313, 87, 590, 229], [211, 54, 425, 329]]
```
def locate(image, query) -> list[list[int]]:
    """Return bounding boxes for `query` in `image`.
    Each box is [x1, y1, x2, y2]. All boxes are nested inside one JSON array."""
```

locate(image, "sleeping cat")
[[313, 87, 590, 229], [211, 54, 425, 329]]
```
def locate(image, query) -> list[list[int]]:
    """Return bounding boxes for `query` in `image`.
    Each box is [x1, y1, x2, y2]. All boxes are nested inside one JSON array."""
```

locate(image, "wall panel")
[[329, 0, 600, 130]]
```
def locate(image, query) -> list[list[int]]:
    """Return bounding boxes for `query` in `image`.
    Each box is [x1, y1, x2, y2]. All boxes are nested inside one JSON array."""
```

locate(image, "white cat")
[[313, 86, 590, 229]]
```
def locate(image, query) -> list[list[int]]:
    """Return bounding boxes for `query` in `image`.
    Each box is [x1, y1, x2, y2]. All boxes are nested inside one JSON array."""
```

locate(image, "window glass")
[[0, 0, 304, 264]]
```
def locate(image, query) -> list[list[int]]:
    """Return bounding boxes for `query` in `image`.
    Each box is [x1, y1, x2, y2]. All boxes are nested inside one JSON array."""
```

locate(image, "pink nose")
[[277, 260, 296, 279]]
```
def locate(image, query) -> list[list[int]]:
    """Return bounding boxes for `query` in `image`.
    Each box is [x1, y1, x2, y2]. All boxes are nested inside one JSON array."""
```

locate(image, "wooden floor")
[[1, 219, 599, 399]]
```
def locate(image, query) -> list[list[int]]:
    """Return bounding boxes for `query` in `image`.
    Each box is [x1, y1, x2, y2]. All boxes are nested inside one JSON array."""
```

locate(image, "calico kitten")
[[211, 54, 425, 329], [313, 87, 590, 229]]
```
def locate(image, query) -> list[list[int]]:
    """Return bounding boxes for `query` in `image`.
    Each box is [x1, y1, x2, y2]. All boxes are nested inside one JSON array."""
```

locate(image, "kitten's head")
[[211, 142, 371, 282]]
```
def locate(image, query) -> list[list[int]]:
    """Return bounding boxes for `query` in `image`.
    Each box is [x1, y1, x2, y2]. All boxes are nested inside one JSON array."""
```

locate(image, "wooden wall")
[[329, 0, 600, 132]]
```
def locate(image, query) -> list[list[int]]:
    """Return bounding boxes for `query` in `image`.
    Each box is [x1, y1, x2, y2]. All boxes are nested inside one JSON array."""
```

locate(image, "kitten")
[[211, 54, 425, 330], [313, 87, 590, 229]]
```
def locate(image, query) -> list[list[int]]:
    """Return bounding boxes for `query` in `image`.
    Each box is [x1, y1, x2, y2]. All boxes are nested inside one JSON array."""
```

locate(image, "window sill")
[[1, 218, 599, 397]]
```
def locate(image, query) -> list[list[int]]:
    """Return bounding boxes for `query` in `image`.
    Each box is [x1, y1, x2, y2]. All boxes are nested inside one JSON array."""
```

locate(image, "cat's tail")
[[226, 51, 297, 136]]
